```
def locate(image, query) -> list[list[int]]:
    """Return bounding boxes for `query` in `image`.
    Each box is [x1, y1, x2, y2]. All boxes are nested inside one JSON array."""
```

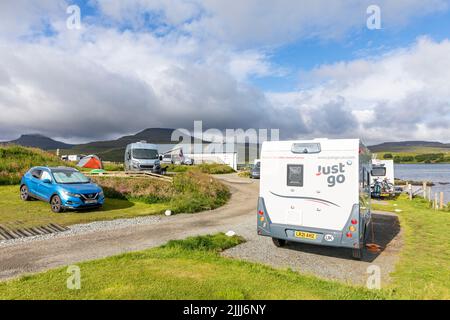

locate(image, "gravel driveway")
[[222, 210, 402, 286], [0, 174, 402, 287]]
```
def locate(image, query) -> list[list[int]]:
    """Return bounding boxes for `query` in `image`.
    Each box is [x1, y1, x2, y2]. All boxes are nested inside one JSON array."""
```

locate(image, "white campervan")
[[257, 139, 372, 259], [371, 159, 394, 185]]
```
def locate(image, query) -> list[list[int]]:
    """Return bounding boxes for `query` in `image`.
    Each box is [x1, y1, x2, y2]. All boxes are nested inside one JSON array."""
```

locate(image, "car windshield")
[[132, 148, 159, 160], [52, 170, 90, 184]]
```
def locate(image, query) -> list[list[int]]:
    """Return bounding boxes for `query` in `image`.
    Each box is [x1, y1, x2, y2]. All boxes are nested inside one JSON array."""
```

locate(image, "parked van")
[[257, 139, 372, 259], [370, 159, 396, 198], [125, 141, 162, 173]]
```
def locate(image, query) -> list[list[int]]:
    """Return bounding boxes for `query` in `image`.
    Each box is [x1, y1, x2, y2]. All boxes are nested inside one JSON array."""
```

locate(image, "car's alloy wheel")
[[51, 195, 63, 213], [20, 185, 30, 201]]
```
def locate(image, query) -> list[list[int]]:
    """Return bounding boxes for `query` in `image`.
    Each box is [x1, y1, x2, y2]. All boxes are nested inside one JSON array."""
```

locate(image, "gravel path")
[[222, 210, 402, 287], [0, 216, 162, 248]]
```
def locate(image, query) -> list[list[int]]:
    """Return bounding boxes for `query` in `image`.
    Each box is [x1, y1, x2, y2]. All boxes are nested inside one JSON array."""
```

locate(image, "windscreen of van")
[[132, 149, 159, 160], [287, 164, 304, 187]]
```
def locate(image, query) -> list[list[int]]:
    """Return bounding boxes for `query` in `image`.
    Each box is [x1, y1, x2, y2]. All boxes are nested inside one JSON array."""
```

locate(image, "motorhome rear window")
[[287, 165, 304, 187], [291, 143, 321, 154], [371, 167, 387, 177]]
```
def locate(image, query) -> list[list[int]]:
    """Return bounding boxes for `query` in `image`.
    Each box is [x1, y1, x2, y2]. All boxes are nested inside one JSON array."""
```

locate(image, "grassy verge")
[[0, 171, 230, 228], [164, 163, 235, 174], [372, 195, 450, 299], [0, 234, 383, 300], [0, 145, 73, 185]]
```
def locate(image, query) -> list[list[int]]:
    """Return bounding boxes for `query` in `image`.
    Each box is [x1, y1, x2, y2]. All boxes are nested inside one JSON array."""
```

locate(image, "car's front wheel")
[[20, 185, 31, 201], [50, 195, 63, 213]]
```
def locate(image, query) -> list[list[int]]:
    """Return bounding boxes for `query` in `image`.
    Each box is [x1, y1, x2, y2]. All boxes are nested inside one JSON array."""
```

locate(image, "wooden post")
[[423, 182, 427, 199], [428, 187, 432, 203], [408, 184, 412, 200], [440, 192, 444, 210], [434, 193, 438, 210]]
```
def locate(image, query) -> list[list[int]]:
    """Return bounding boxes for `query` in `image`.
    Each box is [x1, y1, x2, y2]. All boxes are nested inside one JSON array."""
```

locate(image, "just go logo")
[[316, 161, 351, 187]]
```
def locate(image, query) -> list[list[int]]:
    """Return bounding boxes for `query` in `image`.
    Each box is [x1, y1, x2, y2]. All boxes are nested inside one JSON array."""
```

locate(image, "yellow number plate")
[[294, 231, 317, 240]]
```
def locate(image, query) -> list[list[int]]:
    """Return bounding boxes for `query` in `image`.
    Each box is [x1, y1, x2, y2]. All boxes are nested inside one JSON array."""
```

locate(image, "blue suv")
[[20, 166, 105, 213]]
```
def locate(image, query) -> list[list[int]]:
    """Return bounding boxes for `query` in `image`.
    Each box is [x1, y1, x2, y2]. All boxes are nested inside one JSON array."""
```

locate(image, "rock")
[[225, 230, 236, 237], [164, 210, 172, 216]]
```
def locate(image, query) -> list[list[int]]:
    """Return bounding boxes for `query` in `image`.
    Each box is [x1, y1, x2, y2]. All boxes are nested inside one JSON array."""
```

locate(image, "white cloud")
[[267, 37, 450, 143], [0, 1, 450, 144]]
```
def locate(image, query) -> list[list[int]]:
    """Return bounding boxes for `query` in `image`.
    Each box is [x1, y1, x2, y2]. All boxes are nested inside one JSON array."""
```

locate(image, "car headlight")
[[62, 190, 81, 198], [99, 191, 104, 198]]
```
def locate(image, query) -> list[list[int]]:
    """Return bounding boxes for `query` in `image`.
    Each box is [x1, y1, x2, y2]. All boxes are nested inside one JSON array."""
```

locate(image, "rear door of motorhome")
[[260, 140, 359, 231]]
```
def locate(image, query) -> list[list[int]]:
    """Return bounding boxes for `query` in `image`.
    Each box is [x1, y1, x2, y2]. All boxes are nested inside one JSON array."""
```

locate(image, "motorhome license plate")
[[294, 231, 317, 240], [85, 200, 97, 204]]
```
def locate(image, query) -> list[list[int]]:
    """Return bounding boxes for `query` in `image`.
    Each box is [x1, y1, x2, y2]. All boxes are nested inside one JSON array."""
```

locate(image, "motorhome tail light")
[[349, 226, 356, 232], [346, 232, 353, 238], [351, 219, 358, 225], [258, 210, 264, 216], [260, 216, 265, 222]]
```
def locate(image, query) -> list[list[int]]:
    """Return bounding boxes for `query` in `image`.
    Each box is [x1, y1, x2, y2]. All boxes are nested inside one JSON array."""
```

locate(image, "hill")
[[2, 134, 74, 150], [369, 141, 450, 153], [60, 128, 200, 162]]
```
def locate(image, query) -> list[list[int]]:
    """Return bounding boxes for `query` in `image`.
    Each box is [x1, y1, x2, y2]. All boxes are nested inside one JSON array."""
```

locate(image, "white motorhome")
[[371, 159, 394, 185], [125, 141, 162, 173], [257, 139, 372, 259]]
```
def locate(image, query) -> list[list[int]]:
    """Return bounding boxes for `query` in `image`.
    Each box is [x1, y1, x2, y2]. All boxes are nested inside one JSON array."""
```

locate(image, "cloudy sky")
[[1, 0, 450, 144]]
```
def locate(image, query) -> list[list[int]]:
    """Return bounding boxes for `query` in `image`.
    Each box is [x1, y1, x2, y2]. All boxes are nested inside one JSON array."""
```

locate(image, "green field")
[[374, 149, 450, 164], [1, 195, 449, 300]]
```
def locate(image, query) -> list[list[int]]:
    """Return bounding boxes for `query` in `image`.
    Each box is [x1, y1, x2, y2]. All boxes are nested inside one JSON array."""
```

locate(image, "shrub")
[[0, 145, 73, 185], [92, 171, 231, 213], [164, 163, 235, 174], [162, 233, 245, 252], [383, 153, 393, 159]]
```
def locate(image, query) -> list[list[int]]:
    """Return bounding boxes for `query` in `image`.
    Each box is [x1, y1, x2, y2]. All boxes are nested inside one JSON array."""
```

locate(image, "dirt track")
[[0, 174, 402, 286]]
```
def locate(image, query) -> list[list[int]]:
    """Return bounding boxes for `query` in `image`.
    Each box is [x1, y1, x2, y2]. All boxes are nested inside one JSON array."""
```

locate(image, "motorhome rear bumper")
[[257, 197, 364, 249]]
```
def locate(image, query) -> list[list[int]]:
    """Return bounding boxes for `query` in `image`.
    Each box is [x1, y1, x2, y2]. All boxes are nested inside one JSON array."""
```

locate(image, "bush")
[[238, 171, 251, 178], [0, 145, 73, 185], [383, 153, 393, 159], [394, 155, 414, 163], [93, 171, 231, 214], [164, 163, 235, 175], [414, 153, 444, 163], [162, 233, 245, 252]]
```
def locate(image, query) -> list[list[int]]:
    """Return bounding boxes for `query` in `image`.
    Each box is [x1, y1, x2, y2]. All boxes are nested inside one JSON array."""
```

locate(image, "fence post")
[[408, 184, 412, 200], [423, 182, 427, 199], [440, 192, 444, 210], [434, 193, 438, 210], [428, 187, 432, 203]]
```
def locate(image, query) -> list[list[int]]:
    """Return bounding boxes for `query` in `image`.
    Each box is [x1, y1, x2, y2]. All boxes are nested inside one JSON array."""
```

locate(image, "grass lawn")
[[372, 195, 450, 299], [0, 185, 168, 229], [0, 234, 383, 300], [0, 196, 448, 300]]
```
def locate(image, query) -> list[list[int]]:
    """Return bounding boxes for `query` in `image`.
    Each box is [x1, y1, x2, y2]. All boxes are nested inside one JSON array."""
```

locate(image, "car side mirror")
[[42, 179, 52, 184], [159, 155, 163, 161]]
